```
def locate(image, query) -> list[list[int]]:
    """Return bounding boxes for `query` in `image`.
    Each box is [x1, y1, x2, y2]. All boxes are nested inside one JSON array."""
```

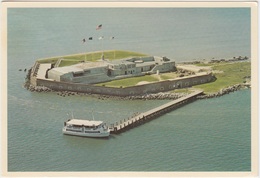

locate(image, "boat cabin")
[[64, 119, 105, 129]]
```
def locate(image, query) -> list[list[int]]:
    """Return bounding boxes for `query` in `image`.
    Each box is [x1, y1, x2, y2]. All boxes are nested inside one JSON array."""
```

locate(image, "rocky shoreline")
[[24, 83, 187, 100], [197, 83, 250, 99], [24, 82, 250, 101], [23, 58, 251, 101]]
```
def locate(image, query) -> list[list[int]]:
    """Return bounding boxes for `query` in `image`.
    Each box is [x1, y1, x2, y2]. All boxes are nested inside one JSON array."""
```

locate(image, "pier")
[[109, 90, 203, 134]]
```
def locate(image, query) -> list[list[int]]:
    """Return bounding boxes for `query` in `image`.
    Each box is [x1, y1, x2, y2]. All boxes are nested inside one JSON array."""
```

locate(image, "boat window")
[[85, 131, 100, 133]]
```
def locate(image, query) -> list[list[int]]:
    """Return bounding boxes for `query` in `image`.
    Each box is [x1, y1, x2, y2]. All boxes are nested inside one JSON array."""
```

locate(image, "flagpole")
[[98, 36, 104, 60], [110, 36, 115, 60], [113, 39, 115, 59], [102, 38, 104, 60], [112, 37, 115, 59], [85, 46, 87, 61], [101, 33, 104, 60], [96, 24, 104, 60], [82, 38, 87, 61], [101, 25, 104, 60]]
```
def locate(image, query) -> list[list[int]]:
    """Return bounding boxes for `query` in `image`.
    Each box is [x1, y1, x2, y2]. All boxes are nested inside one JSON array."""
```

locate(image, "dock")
[[109, 90, 203, 134]]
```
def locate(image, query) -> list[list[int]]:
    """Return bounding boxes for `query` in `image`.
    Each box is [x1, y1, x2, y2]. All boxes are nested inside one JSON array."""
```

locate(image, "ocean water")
[[6, 8, 251, 172]]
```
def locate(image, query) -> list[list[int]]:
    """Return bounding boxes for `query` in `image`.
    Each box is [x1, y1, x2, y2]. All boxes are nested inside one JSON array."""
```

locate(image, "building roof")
[[49, 61, 108, 75], [66, 119, 103, 126], [135, 61, 156, 67], [48, 56, 175, 78], [109, 59, 134, 65], [80, 61, 108, 69], [51, 65, 84, 74]]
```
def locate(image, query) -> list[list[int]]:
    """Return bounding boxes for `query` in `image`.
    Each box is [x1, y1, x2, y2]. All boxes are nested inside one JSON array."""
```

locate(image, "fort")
[[27, 50, 215, 96], [26, 51, 214, 135], [47, 56, 176, 84], [24, 50, 250, 136]]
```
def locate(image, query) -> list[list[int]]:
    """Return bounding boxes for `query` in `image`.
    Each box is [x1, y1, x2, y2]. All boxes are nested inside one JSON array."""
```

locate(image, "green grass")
[[59, 59, 82, 66], [98, 61, 251, 93], [95, 75, 159, 88], [37, 52, 250, 94], [37, 50, 148, 67], [36, 57, 59, 65], [193, 61, 251, 93], [160, 72, 179, 80]]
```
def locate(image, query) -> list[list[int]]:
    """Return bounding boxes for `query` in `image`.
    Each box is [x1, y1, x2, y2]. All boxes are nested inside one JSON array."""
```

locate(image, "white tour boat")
[[63, 119, 110, 138]]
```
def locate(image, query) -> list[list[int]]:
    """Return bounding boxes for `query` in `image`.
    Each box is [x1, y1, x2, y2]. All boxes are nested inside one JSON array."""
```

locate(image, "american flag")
[[96, 24, 102, 30]]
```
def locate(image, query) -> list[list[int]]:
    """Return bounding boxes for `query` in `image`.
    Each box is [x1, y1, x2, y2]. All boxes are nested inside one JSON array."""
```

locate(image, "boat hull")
[[62, 128, 110, 138]]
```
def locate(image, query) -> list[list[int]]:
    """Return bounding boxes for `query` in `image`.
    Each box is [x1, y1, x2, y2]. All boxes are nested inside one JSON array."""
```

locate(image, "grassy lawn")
[[193, 61, 251, 93], [37, 51, 250, 94], [95, 75, 159, 88], [37, 50, 148, 67], [160, 72, 179, 80], [36, 57, 59, 65], [96, 73, 179, 88], [97, 61, 251, 93]]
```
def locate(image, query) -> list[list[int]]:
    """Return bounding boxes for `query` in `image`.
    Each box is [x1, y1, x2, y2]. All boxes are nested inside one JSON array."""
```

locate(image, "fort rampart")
[[34, 72, 214, 96]]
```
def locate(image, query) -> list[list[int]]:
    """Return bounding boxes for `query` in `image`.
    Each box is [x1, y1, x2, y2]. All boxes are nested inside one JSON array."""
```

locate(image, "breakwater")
[[25, 83, 187, 100], [197, 83, 250, 99]]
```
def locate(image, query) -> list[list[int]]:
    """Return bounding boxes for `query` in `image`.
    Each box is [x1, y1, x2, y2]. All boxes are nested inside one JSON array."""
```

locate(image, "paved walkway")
[[54, 58, 63, 68], [37, 64, 52, 79]]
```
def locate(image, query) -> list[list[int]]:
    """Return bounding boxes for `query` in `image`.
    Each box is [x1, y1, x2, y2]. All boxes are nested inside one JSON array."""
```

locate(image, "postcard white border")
[[1, 1, 258, 177]]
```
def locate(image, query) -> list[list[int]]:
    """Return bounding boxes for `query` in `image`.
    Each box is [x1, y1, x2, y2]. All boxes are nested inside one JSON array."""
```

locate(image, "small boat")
[[63, 116, 110, 138]]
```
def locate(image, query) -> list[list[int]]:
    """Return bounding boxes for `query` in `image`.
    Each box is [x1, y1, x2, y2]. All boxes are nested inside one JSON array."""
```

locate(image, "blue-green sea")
[[7, 7, 251, 172]]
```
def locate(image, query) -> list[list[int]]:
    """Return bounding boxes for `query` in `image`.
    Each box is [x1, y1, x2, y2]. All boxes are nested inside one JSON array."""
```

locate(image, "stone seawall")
[[26, 83, 250, 101], [32, 72, 214, 97], [26, 85, 188, 100]]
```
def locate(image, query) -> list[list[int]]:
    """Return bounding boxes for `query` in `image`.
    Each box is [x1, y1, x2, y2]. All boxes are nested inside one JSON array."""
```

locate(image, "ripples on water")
[[8, 86, 251, 172], [7, 8, 251, 172], [7, 59, 251, 172]]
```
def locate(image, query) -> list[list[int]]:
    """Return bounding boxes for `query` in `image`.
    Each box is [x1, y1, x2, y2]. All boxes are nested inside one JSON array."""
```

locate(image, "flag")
[[89, 37, 93, 40], [96, 24, 102, 30], [98, 36, 104, 40]]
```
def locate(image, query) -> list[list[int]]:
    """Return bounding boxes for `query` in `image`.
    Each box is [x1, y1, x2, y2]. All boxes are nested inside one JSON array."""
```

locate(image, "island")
[[24, 50, 251, 100]]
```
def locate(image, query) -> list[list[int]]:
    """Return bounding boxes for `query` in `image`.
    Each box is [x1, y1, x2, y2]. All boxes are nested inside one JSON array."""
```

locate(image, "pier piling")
[[109, 91, 203, 134]]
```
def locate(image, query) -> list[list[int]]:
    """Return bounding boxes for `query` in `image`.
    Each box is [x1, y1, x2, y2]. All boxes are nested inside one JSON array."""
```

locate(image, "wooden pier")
[[109, 90, 203, 134]]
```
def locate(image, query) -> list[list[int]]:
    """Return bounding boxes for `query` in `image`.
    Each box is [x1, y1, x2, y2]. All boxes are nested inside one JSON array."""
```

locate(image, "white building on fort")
[[47, 56, 176, 84]]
